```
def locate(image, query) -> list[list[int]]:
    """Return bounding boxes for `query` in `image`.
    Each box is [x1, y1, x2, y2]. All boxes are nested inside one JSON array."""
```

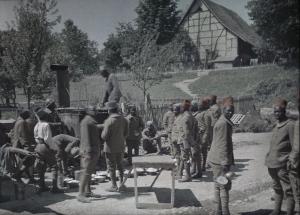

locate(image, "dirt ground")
[[0, 132, 283, 215]]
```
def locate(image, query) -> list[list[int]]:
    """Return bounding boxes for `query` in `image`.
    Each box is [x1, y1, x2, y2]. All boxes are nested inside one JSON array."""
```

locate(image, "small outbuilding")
[[180, 0, 262, 68]]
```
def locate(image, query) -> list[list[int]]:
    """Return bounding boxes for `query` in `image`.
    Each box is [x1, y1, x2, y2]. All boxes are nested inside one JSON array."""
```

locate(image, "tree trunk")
[[27, 87, 31, 109]]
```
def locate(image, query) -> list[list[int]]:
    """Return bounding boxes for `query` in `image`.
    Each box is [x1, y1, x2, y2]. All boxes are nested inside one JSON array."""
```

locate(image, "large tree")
[[1, 0, 60, 108], [135, 0, 180, 44], [246, 0, 299, 63], [58, 19, 100, 79]]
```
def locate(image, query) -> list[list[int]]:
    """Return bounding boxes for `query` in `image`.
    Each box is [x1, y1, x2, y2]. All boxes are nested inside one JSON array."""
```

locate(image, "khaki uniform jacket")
[[207, 115, 234, 166], [101, 113, 128, 153], [80, 115, 101, 155], [163, 111, 175, 134], [265, 119, 294, 168], [171, 114, 182, 143], [103, 74, 122, 104], [12, 118, 34, 148], [126, 114, 144, 141], [194, 111, 211, 146], [178, 111, 197, 149], [289, 119, 299, 168], [208, 104, 221, 143]]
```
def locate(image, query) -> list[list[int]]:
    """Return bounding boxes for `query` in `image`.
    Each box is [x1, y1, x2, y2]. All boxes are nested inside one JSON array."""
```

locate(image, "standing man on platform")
[[207, 96, 235, 215], [102, 102, 128, 192], [162, 103, 175, 157], [100, 69, 122, 106], [126, 105, 144, 165], [77, 106, 101, 203], [265, 98, 295, 215]]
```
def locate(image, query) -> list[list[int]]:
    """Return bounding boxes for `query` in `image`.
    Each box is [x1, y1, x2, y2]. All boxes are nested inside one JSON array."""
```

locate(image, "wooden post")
[[50, 64, 70, 108]]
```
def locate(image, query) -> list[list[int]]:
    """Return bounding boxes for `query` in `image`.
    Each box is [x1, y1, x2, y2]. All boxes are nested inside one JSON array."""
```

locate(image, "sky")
[[0, 0, 251, 49]]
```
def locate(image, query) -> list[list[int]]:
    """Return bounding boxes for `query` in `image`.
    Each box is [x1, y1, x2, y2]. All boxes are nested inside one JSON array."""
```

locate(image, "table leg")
[[171, 167, 175, 207], [134, 166, 138, 207]]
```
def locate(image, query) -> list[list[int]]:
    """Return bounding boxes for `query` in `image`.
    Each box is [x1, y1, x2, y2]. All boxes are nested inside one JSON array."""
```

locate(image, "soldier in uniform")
[[190, 100, 202, 179], [101, 102, 128, 192], [77, 106, 101, 203], [52, 134, 80, 176], [162, 103, 175, 157], [207, 95, 221, 150], [12, 110, 35, 183], [289, 93, 300, 215], [178, 100, 197, 183], [34, 109, 63, 193], [207, 96, 235, 215], [171, 103, 183, 178], [142, 121, 162, 154], [125, 105, 144, 165], [196, 98, 211, 172], [45, 100, 62, 136], [12, 110, 34, 150], [101, 69, 122, 106], [265, 98, 295, 215]]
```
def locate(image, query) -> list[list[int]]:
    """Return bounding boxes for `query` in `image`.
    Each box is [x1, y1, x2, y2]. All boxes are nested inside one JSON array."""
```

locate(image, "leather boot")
[[51, 169, 64, 193], [179, 162, 191, 183], [107, 170, 118, 192], [220, 188, 230, 215], [286, 197, 295, 215], [269, 193, 283, 215], [214, 184, 222, 215]]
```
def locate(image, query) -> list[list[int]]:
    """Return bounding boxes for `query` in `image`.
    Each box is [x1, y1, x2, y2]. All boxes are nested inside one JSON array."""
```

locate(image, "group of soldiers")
[[0, 68, 298, 215]]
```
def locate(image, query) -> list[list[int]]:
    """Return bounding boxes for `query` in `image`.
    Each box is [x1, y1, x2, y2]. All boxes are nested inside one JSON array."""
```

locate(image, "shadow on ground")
[[239, 209, 273, 215], [0, 191, 74, 214], [232, 158, 253, 176]]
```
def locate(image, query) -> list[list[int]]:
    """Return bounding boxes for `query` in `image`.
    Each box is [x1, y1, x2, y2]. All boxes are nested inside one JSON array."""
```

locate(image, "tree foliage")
[[246, 0, 299, 62], [135, 0, 180, 44], [60, 20, 100, 78], [1, 0, 61, 108]]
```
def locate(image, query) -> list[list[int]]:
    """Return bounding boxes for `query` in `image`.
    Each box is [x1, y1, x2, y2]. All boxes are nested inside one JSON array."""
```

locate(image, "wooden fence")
[[135, 95, 255, 128]]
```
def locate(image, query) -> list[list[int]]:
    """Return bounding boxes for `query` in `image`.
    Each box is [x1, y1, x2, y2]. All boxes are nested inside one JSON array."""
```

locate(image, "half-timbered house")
[[180, 0, 262, 68]]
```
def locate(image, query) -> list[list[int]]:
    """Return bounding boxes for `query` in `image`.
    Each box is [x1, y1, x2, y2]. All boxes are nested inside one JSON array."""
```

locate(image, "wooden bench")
[[132, 155, 176, 209]]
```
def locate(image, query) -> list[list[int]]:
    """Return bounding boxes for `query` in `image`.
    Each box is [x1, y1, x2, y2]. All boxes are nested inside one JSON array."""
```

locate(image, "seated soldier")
[[0, 143, 36, 183], [52, 134, 80, 176], [142, 121, 162, 154]]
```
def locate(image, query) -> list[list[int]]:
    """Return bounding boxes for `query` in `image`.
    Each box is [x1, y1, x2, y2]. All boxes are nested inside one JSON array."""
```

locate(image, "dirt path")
[[173, 70, 210, 98], [0, 132, 274, 215]]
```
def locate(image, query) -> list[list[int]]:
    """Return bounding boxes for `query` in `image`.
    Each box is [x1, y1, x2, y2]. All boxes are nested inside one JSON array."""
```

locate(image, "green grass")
[[70, 71, 197, 105], [189, 65, 299, 107]]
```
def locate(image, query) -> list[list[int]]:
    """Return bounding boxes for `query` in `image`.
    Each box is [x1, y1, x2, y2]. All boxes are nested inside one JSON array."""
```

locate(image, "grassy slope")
[[189, 65, 299, 107], [70, 71, 197, 105]]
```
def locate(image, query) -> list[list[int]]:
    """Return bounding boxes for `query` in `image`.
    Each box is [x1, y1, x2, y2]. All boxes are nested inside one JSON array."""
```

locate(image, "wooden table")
[[132, 155, 176, 209]]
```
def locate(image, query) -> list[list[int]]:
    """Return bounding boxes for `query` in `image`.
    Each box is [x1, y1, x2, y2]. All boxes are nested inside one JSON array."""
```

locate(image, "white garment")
[[34, 121, 53, 145]]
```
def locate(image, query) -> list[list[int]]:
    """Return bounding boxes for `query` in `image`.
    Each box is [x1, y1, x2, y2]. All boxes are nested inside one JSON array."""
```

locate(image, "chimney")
[[50, 64, 70, 107]]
